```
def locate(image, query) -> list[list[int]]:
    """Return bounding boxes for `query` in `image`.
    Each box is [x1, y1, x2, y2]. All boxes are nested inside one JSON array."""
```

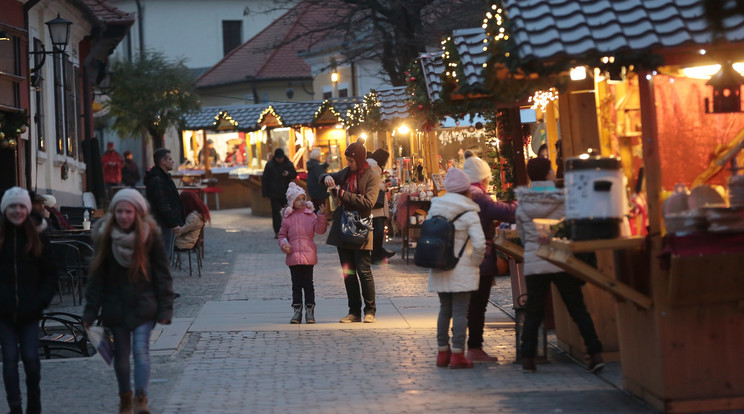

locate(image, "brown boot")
[[134, 394, 150, 414], [522, 357, 537, 372], [118, 392, 132, 414]]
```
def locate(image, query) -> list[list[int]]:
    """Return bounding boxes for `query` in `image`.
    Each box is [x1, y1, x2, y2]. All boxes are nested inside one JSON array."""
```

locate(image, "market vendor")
[[198, 139, 220, 167]]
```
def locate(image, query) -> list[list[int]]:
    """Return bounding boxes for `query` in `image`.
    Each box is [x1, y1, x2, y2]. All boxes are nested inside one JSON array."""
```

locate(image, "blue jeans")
[[0, 319, 41, 408], [111, 321, 154, 396]]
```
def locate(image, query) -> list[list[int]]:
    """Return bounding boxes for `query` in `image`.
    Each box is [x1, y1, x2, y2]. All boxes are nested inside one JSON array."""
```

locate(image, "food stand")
[[481, 0, 744, 411]]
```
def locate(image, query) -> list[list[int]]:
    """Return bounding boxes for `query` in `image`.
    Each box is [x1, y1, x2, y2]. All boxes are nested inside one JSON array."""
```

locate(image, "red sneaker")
[[449, 352, 474, 369], [436, 348, 451, 367], [466, 348, 499, 363]]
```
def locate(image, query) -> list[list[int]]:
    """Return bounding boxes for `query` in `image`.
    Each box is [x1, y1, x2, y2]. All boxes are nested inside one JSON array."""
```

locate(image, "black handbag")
[[373, 189, 385, 209], [338, 208, 372, 247]]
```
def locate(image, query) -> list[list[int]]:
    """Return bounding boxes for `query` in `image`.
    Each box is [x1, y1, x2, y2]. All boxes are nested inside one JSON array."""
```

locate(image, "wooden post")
[[638, 72, 662, 236], [507, 106, 528, 186]]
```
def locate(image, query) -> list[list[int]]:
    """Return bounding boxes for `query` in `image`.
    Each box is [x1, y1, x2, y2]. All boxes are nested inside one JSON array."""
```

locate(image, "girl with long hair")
[[82, 189, 175, 414], [175, 191, 210, 250], [0, 187, 57, 414]]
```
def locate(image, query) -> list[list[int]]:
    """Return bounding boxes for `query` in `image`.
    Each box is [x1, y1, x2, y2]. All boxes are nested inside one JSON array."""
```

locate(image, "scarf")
[[342, 163, 369, 194], [109, 222, 149, 268]]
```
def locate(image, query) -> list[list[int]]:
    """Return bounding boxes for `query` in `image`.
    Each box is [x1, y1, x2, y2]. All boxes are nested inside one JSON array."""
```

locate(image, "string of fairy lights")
[[258, 107, 283, 126], [213, 110, 239, 128]]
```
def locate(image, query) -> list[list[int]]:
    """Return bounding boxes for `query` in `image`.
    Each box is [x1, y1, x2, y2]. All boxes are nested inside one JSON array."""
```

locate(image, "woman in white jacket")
[[427, 168, 486, 369]]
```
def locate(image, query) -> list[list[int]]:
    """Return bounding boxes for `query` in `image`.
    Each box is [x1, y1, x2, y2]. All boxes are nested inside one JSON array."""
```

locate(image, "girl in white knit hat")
[[278, 183, 327, 323], [81, 188, 175, 414], [0, 187, 58, 414]]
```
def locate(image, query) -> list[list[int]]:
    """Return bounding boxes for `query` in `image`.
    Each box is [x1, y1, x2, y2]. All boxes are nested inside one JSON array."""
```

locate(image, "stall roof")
[[183, 104, 266, 130], [376, 87, 409, 121], [502, 0, 744, 66], [184, 98, 363, 131], [419, 27, 488, 102]]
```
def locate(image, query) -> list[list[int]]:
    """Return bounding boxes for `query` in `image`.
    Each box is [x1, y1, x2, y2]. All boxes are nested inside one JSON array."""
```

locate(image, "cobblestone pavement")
[[22, 208, 656, 413]]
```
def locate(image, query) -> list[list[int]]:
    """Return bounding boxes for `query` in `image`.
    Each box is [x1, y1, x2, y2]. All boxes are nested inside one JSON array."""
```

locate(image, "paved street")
[[32, 208, 656, 413]]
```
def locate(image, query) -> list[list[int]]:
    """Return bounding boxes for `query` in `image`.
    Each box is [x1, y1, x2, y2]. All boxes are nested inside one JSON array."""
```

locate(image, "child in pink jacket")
[[278, 182, 328, 323]]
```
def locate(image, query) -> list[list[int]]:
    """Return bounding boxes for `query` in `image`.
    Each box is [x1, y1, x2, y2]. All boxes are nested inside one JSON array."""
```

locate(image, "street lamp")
[[30, 13, 73, 77]]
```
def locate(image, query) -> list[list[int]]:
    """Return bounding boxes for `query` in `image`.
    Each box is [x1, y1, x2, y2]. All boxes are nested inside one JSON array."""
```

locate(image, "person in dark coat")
[[321, 142, 381, 323], [144, 148, 185, 259], [0, 187, 57, 414], [82, 189, 175, 414], [262, 148, 298, 238], [306, 148, 329, 213], [463, 156, 517, 363], [121, 150, 140, 187]]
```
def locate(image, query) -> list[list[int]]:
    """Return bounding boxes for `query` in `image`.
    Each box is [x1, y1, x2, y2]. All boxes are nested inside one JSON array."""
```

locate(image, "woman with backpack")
[[426, 168, 486, 369]]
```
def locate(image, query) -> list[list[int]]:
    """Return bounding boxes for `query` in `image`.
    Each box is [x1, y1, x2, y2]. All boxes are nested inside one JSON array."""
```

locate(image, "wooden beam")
[[536, 244, 653, 309], [638, 72, 662, 236], [566, 236, 646, 253]]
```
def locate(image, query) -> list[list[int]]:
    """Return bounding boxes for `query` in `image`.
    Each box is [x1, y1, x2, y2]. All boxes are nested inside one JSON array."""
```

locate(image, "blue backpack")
[[414, 212, 470, 270]]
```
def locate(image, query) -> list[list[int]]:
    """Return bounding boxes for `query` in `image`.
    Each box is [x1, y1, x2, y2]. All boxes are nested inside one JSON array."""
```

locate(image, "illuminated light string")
[[258, 107, 282, 126], [528, 87, 558, 111]]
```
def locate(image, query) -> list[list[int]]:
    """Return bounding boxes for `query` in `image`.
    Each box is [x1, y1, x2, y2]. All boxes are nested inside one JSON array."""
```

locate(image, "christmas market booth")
[[481, 0, 744, 412], [182, 99, 361, 214], [407, 24, 618, 361]]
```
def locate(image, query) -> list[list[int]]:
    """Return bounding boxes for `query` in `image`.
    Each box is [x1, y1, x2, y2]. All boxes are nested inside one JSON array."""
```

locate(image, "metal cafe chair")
[[50, 241, 85, 305], [173, 225, 204, 277]]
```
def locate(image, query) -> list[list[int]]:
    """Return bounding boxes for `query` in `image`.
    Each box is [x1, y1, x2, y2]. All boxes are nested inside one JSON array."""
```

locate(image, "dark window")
[[222, 21, 242, 56], [33, 39, 45, 152], [0, 32, 21, 109], [53, 53, 64, 154], [322, 91, 332, 100], [338, 88, 348, 98]]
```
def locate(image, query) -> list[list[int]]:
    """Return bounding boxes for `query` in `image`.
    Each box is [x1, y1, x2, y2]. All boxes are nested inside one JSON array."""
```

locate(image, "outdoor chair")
[[173, 225, 204, 277], [50, 241, 85, 305], [38, 312, 91, 359]]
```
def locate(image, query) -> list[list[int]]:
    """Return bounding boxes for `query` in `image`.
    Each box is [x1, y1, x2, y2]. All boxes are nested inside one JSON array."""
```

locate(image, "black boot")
[[290, 304, 302, 324], [305, 304, 315, 324], [7, 403, 22, 414]]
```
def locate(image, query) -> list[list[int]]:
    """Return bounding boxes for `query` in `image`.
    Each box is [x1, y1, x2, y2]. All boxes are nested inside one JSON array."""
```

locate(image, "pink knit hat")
[[444, 168, 471, 193], [285, 182, 306, 207]]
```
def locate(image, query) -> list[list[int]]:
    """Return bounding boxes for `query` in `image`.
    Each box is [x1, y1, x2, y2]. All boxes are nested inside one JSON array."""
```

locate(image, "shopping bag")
[[85, 326, 113, 366]]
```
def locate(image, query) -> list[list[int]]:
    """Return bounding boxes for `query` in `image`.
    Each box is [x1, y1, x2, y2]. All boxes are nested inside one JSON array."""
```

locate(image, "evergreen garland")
[[0, 110, 28, 149]]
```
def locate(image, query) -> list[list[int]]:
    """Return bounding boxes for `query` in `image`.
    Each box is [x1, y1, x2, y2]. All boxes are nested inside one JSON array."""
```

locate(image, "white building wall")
[[28, 1, 93, 206], [107, 0, 291, 69]]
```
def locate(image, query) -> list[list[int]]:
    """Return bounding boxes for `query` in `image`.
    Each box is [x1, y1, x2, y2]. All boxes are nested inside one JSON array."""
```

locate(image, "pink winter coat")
[[278, 203, 328, 266]]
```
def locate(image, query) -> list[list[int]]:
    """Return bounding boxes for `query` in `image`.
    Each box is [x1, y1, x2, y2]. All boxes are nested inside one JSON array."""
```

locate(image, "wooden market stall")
[[487, 0, 744, 411]]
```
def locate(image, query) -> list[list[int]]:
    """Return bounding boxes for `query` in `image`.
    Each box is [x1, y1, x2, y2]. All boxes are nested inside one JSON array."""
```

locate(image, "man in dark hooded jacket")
[[262, 148, 297, 238]]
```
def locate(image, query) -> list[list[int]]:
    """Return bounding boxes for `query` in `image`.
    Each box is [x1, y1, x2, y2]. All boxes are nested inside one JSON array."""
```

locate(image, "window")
[[338, 88, 348, 97], [222, 21, 242, 56], [0, 30, 21, 109], [52, 52, 79, 158], [33, 39, 45, 152], [53, 53, 64, 154]]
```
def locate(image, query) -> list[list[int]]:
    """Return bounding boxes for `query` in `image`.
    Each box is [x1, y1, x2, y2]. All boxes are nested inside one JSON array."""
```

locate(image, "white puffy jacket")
[[515, 181, 565, 276], [427, 192, 486, 293]]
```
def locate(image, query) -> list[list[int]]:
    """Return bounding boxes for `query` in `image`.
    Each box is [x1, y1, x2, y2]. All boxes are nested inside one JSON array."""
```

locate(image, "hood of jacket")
[[514, 181, 564, 221], [428, 192, 480, 219]]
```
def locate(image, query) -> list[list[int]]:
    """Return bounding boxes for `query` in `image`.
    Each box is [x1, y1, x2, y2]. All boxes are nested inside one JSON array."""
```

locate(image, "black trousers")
[[520, 272, 603, 358], [337, 247, 375, 316], [371, 216, 386, 262], [290, 265, 315, 306], [270, 197, 286, 236], [467, 271, 493, 349]]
